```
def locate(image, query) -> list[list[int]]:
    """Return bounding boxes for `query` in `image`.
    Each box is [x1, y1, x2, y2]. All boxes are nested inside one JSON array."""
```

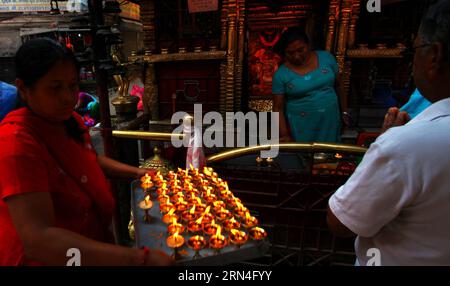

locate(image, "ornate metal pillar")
[[234, 0, 245, 111], [225, 0, 238, 113], [336, 0, 352, 74], [325, 0, 341, 52], [348, 0, 361, 49]]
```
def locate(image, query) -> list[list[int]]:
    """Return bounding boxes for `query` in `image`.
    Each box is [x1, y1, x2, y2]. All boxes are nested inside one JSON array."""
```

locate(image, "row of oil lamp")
[[138, 166, 267, 258]]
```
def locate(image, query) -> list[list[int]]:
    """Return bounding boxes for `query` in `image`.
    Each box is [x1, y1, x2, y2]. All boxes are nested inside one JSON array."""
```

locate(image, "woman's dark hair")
[[15, 37, 85, 143], [15, 37, 79, 87], [273, 27, 310, 57]]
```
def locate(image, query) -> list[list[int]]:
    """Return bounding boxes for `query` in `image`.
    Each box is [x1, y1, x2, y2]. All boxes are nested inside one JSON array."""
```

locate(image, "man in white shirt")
[[327, 0, 450, 266]]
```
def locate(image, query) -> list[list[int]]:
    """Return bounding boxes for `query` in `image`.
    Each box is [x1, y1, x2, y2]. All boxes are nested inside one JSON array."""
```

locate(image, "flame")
[[211, 219, 216, 226], [335, 153, 343, 159], [230, 229, 239, 236], [196, 197, 202, 205], [171, 217, 177, 225], [195, 216, 204, 224], [144, 195, 151, 205], [143, 173, 151, 185], [162, 182, 167, 189], [204, 205, 211, 215], [215, 225, 222, 237], [185, 168, 189, 177], [230, 217, 236, 223], [190, 163, 195, 170], [167, 208, 176, 216], [245, 212, 251, 220], [189, 204, 196, 214], [173, 231, 180, 242]]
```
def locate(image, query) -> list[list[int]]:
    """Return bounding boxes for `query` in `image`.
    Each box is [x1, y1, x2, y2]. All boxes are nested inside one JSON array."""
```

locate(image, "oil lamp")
[[235, 204, 249, 218], [229, 229, 248, 248], [227, 196, 241, 207], [223, 217, 241, 231], [181, 205, 197, 222], [162, 208, 178, 224], [209, 225, 227, 253], [168, 170, 176, 180], [199, 206, 214, 224], [157, 193, 170, 203], [166, 231, 185, 259], [159, 198, 174, 214], [187, 194, 200, 206], [168, 217, 185, 235], [194, 203, 207, 216], [203, 219, 219, 236], [216, 207, 232, 221], [139, 195, 153, 223], [140, 173, 153, 194], [156, 182, 168, 195], [187, 235, 207, 258], [171, 191, 185, 203], [249, 227, 267, 241], [175, 198, 188, 213], [213, 200, 226, 212], [187, 216, 204, 233], [243, 212, 258, 228]]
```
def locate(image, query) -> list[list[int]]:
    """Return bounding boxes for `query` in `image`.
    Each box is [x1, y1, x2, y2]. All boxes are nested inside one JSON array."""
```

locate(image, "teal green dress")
[[272, 50, 341, 143]]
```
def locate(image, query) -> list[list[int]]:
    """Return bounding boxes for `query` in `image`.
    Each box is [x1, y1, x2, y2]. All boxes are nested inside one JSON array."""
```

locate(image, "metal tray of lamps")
[[130, 169, 269, 266]]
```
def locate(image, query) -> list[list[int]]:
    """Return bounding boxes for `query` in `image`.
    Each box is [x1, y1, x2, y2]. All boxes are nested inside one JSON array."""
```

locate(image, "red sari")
[[0, 108, 115, 265]]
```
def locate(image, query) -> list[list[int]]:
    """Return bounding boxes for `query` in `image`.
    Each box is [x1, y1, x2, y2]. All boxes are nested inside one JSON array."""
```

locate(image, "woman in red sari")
[[0, 38, 172, 266]]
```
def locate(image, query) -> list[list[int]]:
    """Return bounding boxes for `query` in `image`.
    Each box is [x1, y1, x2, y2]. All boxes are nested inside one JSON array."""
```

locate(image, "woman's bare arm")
[[5, 192, 171, 266]]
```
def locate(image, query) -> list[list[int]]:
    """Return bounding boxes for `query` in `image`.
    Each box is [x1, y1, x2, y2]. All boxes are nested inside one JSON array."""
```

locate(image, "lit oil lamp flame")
[[166, 231, 185, 249], [190, 204, 196, 214], [144, 195, 151, 206], [162, 207, 178, 224], [141, 173, 153, 189], [213, 200, 226, 212], [188, 235, 206, 252], [223, 217, 240, 230], [160, 201, 174, 214], [189, 163, 195, 170], [203, 219, 219, 235], [230, 229, 248, 246], [335, 153, 343, 159], [209, 225, 227, 250], [217, 207, 231, 220], [187, 216, 203, 233], [168, 219, 185, 235], [244, 212, 258, 228], [249, 227, 267, 240]]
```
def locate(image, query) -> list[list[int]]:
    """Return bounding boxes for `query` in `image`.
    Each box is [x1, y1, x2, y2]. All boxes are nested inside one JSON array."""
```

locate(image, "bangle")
[[140, 246, 150, 266]]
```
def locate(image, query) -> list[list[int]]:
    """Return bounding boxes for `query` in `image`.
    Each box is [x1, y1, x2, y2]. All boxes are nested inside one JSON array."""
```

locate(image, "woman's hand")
[[143, 249, 174, 266], [135, 167, 156, 179]]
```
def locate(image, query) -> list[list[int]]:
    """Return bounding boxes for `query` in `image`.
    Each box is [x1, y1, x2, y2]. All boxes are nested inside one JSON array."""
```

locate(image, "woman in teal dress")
[[272, 28, 346, 143]]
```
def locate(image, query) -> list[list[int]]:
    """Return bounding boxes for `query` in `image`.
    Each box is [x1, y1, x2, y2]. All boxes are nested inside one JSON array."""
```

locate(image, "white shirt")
[[329, 97, 450, 266]]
